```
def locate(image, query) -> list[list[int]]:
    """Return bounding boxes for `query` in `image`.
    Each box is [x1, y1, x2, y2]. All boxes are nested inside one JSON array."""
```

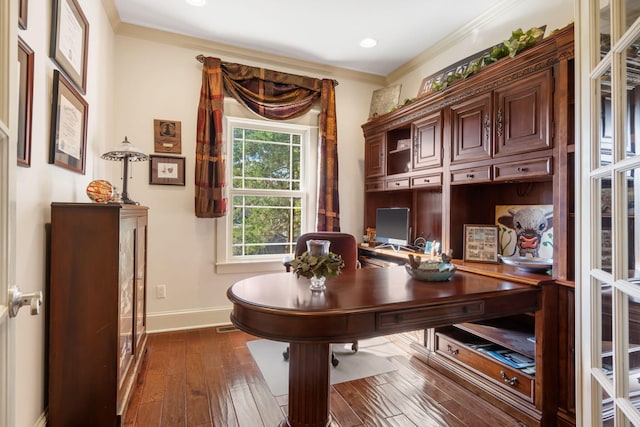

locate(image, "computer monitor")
[[375, 207, 411, 251]]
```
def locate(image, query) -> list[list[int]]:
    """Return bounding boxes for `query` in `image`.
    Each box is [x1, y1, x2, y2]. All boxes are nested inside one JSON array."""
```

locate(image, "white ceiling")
[[113, 0, 505, 76]]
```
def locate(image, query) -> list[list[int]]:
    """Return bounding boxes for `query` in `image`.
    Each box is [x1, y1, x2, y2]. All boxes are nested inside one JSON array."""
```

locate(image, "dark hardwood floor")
[[123, 327, 525, 426]]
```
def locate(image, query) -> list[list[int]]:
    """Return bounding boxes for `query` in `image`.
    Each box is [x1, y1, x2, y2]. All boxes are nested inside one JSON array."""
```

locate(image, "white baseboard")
[[34, 410, 47, 427], [146, 306, 233, 333]]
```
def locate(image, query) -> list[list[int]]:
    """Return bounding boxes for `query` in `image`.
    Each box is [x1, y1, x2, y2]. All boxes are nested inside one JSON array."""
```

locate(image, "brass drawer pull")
[[516, 167, 528, 173], [500, 370, 518, 386], [447, 344, 459, 355], [466, 173, 474, 178]]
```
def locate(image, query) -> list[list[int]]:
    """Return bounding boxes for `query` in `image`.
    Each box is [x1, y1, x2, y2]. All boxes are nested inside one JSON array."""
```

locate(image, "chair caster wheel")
[[331, 354, 339, 367], [283, 347, 290, 361]]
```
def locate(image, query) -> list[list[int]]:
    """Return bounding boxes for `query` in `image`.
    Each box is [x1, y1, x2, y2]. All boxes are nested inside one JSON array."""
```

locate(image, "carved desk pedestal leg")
[[279, 342, 331, 427]]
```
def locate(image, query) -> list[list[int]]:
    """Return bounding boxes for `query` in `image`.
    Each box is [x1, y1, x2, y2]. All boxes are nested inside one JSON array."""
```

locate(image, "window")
[[218, 115, 317, 268]]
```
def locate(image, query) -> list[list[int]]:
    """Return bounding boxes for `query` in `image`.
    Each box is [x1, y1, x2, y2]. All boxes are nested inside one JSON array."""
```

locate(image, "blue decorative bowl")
[[404, 262, 456, 282]]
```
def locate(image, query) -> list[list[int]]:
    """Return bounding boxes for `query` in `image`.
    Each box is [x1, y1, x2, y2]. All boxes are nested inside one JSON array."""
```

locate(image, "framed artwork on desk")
[[463, 224, 499, 263]]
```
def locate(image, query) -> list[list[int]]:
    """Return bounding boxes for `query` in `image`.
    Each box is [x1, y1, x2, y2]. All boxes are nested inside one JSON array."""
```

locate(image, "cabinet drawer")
[[411, 173, 442, 188], [435, 332, 535, 401], [450, 166, 492, 184], [385, 178, 410, 190], [493, 157, 552, 181], [365, 179, 385, 192]]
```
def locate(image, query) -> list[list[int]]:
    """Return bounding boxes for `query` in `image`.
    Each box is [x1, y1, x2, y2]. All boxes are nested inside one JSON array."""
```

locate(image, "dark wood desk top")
[[227, 266, 540, 343]]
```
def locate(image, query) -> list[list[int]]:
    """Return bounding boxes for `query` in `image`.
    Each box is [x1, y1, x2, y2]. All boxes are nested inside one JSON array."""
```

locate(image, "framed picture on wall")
[[153, 119, 182, 154], [149, 155, 186, 186], [49, 70, 88, 174], [18, 0, 28, 29], [50, 0, 89, 93], [18, 37, 34, 167], [463, 224, 499, 263]]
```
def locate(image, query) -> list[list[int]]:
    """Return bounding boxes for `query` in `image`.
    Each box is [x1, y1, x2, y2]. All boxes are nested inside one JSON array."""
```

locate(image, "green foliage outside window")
[[231, 127, 304, 256]]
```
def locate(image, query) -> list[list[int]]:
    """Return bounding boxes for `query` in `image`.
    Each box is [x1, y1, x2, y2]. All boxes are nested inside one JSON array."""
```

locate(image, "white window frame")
[[216, 106, 319, 274]]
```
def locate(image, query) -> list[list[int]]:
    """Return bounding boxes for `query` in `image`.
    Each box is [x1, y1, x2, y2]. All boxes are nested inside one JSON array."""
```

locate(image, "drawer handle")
[[466, 173, 474, 178], [500, 370, 518, 386], [423, 179, 430, 183], [446, 344, 459, 355], [516, 167, 528, 173]]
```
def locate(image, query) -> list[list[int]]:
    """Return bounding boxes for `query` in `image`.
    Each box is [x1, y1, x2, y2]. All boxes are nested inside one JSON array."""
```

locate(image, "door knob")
[[8, 286, 42, 317]]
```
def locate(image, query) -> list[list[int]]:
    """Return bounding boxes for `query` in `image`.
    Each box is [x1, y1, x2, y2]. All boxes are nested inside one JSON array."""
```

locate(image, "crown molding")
[[102, 0, 385, 86], [386, 0, 521, 83]]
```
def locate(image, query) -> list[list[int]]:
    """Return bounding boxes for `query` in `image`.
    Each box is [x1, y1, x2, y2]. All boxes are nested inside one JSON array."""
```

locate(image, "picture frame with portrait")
[[153, 119, 182, 154], [149, 155, 185, 186]]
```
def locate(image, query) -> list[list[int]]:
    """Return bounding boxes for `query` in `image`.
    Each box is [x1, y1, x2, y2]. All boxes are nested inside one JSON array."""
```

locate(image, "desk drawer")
[[385, 178, 410, 190], [411, 173, 442, 188], [365, 179, 385, 192], [493, 157, 552, 181], [450, 166, 492, 184], [435, 331, 534, 401], [377, 300, 484, 332]]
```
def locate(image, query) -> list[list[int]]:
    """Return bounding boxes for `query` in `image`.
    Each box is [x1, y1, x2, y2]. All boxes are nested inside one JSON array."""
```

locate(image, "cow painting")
[[497, 206, 553, 258]]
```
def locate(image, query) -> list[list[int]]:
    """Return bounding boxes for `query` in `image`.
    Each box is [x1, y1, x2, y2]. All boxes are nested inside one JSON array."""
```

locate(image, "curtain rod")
[[194, 54, 338, 86]]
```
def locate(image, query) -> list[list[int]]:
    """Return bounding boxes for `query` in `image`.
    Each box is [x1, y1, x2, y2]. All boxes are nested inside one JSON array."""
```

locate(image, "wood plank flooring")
[[123, 327, 525, 426]]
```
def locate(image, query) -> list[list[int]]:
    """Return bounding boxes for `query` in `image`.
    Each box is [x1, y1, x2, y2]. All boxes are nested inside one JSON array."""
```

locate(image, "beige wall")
[[15, 0, 116, 425], [11, 0, 575, 425], [112, 30, 381, 330]]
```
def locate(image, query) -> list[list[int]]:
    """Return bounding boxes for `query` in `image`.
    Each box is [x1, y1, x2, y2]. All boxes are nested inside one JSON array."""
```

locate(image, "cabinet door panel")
[[494, 69, 552, 157], [450, 93, 492, 164], [365, 134, 385, 178], [119, 218, 136, 389], [135, 216, 147, 353], [413, 112, 442, 170]]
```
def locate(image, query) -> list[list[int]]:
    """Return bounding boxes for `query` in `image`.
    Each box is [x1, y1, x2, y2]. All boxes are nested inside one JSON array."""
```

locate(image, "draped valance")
[[195, 56, 341, 231]]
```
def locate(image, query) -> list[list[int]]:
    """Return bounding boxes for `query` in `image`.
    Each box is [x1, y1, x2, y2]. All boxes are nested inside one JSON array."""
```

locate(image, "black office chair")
[[283, 232, 360, 366]]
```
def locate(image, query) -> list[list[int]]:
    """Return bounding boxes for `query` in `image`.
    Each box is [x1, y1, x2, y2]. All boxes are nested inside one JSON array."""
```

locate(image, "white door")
[[577, 0, 640, 424], [0, 0, 18, 426]]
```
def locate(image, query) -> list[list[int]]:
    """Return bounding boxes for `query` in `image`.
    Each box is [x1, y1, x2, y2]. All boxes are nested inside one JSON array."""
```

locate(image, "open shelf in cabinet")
[[454, 314, 536, 359]]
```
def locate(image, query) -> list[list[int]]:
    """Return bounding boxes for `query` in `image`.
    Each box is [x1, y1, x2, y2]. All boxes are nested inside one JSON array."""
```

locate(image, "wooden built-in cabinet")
[[48, 203, 148, 427], [361, 24, 575, 426]]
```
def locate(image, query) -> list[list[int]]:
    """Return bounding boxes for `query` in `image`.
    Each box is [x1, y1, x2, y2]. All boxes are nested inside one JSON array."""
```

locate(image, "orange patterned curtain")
[[317, 79, 340, 231], [196, 57, 340, 230], [195, 57, 227, 218]]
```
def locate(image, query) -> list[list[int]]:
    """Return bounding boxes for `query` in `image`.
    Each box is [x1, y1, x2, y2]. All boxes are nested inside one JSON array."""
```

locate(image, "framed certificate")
[[50, 0, 89, 93], [49, 70, 88, 174]]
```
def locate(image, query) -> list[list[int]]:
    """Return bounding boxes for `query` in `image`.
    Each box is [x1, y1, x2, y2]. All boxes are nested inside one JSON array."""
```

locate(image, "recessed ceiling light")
[[360, 38, 377, 48], [185, 0, 207, 6]]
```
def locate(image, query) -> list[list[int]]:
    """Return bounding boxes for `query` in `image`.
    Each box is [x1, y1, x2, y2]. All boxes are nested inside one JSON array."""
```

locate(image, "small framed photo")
[[153, 119, 182, 154], [149, 155, 186, 186], [18, 37, 34, 167], [463, 224, 499, 263], [50, 0, 89, 93], [49, 70, 88, 174]]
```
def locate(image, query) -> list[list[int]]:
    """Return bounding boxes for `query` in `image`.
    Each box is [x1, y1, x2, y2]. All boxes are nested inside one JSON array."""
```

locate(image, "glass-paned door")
[[578, 0, 640, 425]]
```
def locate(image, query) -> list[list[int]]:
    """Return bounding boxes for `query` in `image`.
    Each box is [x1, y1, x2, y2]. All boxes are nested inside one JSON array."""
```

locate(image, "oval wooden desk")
[[227, 266, 540, 427]]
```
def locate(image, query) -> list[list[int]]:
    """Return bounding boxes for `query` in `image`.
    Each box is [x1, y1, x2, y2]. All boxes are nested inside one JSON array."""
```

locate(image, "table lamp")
[[101, 136, 149, 205]]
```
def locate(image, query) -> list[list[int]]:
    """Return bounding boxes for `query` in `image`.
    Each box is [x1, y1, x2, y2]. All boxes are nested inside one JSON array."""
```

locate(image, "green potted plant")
[[290, 244, 345, 291]]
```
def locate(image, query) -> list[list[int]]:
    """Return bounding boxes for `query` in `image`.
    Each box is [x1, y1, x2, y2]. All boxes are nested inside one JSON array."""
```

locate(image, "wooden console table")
[[227, 266, 540, 427]]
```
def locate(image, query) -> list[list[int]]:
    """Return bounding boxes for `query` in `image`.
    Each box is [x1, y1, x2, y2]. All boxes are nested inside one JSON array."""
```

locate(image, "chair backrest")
[[294, 232, 359, 272]]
